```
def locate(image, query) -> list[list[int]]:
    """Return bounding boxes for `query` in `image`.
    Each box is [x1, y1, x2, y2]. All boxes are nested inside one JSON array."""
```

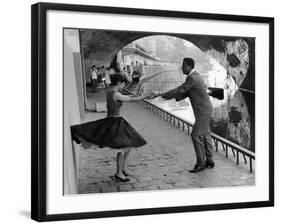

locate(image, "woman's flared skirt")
[[71, 117, 147, 149]]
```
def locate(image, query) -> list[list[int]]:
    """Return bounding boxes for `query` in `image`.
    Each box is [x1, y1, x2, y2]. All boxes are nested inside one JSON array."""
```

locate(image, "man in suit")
[[152, 57, 215, 173]]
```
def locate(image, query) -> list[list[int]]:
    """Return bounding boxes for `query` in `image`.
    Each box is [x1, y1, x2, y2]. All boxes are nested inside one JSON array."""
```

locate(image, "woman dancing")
[[71, 74, 151, 182]]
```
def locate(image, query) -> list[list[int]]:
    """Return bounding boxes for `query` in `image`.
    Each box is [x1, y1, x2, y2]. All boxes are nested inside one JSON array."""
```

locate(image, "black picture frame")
[[31, 2, 274, 222]]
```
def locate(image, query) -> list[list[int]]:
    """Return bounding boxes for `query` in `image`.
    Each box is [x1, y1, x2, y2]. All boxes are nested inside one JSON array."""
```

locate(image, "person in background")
[[122, 67, 128, 78], [105, 67, 111, 87], [96, 67, 105, 93], [90, 65, 98, 92], [101, 66, 106, 87]]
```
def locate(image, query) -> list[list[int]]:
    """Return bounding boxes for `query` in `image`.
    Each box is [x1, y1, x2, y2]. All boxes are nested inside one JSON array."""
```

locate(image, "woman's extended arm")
[[113, 92, 150, 102]]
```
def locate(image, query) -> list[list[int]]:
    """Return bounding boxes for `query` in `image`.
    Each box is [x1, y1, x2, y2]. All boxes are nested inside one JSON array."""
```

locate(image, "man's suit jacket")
[[162, 71, 213, 117]]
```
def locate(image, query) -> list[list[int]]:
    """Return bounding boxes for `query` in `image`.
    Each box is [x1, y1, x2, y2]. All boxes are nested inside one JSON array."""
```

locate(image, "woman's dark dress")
[[71, 89, 147, 149]]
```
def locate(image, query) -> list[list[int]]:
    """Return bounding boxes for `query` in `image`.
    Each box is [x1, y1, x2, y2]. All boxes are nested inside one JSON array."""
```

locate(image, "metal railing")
[[135, 95, 255, 173]]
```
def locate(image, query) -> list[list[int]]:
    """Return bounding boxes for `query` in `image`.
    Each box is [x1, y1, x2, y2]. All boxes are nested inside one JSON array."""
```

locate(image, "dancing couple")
[[71, 57, 215, 182]]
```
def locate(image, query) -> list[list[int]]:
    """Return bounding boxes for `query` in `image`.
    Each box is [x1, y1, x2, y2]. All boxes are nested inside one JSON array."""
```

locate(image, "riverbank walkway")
[[78, 90, 255, 194]]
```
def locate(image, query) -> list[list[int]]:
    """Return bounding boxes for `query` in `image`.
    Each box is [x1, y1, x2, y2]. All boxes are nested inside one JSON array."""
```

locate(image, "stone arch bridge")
[[81, 29, 255, 91]]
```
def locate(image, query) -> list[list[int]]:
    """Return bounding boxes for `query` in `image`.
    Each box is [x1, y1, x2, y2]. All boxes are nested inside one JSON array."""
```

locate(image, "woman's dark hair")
[[110, 74, 128, 86]]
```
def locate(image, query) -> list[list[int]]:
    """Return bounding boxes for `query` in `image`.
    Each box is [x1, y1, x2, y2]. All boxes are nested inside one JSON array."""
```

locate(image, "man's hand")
[[140, 92, 151, 98], [147, 91, 159, 99]]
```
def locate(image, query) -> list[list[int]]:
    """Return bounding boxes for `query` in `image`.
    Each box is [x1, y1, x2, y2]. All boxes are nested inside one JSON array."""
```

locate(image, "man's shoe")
[[189, 165, 205, 173], [122, 169, 130, 177], [205, 161, 215, 168], [114, 174, 130, 182]]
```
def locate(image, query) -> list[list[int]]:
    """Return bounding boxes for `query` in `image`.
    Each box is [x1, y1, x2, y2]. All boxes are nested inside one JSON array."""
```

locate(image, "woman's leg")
[[122, 148, 131, 174], [116, 152, 124, 176], [116, 151, 130, 180]]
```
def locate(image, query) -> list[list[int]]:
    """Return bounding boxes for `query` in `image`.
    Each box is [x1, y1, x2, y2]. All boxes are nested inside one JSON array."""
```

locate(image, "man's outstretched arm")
[[153, 77, 195, 100]]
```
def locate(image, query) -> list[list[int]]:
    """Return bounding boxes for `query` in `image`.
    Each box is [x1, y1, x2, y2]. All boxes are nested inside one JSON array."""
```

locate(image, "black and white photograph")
[[30, 2, 274, 221], [65, 28, 255, 195], [1, 0, 280, 223]]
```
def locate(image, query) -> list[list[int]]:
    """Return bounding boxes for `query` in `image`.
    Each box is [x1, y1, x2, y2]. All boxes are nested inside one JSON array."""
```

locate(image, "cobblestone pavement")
[[79, 96, 255, 194]]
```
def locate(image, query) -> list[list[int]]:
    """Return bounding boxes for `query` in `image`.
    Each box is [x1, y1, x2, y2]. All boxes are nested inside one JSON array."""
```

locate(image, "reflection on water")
[[142, 69, 255, 152]]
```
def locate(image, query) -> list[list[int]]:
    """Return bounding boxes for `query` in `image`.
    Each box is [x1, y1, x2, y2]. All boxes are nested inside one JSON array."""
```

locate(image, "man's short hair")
[[183, 57, 195, 69]]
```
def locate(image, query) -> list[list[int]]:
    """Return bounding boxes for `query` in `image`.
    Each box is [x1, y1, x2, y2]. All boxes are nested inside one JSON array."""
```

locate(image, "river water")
[[141, 68, 255, 152]]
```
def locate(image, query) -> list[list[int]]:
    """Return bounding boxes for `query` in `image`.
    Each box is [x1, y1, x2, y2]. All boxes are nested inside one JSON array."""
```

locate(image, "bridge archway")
[[81, 29, 255, 91]]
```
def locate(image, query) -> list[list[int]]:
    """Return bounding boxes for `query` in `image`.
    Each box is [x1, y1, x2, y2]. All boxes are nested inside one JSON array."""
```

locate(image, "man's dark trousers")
[[191, 112, 214, 167], [162, 70, 215, 167]]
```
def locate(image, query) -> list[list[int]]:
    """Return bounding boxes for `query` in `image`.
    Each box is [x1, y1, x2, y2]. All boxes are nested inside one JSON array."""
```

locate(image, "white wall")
[[63, 30, 82, 194], [0, 0, 280, 224]]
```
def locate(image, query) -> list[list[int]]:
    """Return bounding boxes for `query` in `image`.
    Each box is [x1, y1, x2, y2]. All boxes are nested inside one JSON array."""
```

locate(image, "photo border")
[[31, 2, 274, 222]]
